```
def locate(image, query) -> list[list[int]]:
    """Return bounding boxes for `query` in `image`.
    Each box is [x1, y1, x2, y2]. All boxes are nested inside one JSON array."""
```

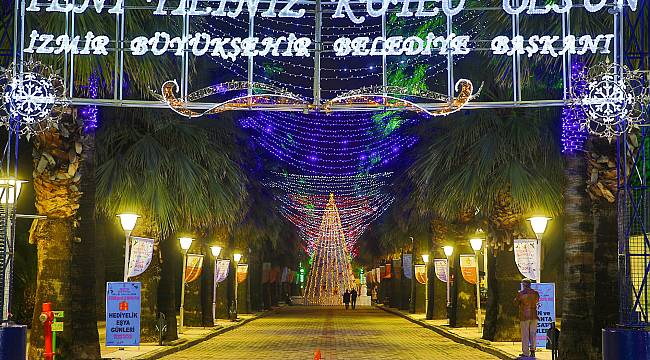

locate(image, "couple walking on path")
[[343, 289, 358, 309]]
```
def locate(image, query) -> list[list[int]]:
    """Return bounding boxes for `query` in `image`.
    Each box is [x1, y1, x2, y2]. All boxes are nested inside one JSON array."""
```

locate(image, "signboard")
[[402, 254, 413, 279], [459, 254, 477, 285], [184, 254, 203, 283], [127, 237, 154, 278], [414, 264, 427, 285], [433, 259, 448, 283], [514, 239, 538, 281], [215, 259, 230, 284], [237, 264, 249, 283], [106, 282, 141, 347], [530, 283, 555, 349]]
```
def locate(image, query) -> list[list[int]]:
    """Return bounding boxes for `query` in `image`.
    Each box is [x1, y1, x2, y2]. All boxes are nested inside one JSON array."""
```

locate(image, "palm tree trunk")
[[158, 233, 178, 341], [559, 153, 596, 360], [68, 126, 100, 358], [29, 113, 83, 359], [491, 247, 520, 341], [483, 248, 498, 340]]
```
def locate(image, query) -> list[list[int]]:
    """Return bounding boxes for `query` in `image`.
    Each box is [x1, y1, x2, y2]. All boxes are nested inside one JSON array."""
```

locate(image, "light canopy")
[[527, 216, 551, 237], [210, 246, 222, 257], [233, 253, 242, 262], [179, 237, 194, 251], [0, 179, 26, 205], [469, 238, 483, 251], [443, 246, 454, 257], [421, 254, 430, 263], [117, 213, 140, 232]]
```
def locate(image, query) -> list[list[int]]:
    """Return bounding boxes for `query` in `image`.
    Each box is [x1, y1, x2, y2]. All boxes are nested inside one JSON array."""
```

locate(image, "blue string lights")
[[80, 73, 99, 132], [240, 111, 417, 176], [562, 59, 588, 154]]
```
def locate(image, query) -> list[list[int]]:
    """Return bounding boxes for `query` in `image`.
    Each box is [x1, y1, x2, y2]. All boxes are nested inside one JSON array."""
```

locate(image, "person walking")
[[514, 278, 540, 358], [343, 290, 351, 309], [350, 288, 358, 309]]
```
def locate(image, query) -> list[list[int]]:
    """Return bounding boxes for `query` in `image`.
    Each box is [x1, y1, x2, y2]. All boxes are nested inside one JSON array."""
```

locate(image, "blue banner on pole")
[[531, 283, 555, 349], [106, 282, 141, 347]]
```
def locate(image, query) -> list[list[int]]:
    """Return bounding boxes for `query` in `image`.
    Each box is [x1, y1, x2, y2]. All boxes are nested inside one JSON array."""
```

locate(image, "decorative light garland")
[[561, 59, 588, 154]]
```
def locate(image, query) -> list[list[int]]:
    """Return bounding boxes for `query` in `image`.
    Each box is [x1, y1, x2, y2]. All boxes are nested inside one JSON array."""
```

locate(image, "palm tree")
[[95, 109, 247, 341], [410, 103, 563, 339]]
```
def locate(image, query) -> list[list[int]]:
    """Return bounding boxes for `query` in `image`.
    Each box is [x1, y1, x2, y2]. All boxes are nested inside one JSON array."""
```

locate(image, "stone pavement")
[[160, 306, 501, 360]]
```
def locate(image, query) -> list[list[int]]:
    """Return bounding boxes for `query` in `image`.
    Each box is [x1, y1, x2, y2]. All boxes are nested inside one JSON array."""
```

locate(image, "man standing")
[[514, 279, 540, 358], [343, 290, 351, 309], [350, 288, 358, 309]]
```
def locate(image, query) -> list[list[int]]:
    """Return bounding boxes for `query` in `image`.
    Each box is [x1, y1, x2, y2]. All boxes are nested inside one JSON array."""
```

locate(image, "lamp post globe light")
[[211, 246, 222, 325], [421, 254, 430, 317], [527, 216, 551, 282], [469, 238, 483, 333], [117, 213, 140, 282], [1, 179, 26, 322], [179, 237, 193, 333], [232, 253, 242, 320]]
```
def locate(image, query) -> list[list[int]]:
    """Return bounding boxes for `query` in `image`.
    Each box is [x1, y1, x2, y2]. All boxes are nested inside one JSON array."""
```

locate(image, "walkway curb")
[[130, 310, 274, 360], [376, 305, 517, 360]]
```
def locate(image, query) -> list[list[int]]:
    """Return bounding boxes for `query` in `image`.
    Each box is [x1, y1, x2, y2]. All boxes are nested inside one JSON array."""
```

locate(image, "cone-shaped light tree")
[[305, 194, 355, 305]]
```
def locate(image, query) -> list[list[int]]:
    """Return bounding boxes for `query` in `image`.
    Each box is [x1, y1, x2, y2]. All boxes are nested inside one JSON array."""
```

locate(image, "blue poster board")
[[105, 282, 141, 347], [530, 283, 555, 349]]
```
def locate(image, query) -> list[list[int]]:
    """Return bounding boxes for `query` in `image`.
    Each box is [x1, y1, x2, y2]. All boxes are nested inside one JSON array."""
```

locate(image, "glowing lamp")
[[421, 254, 430, 263], [233, 253, 242, 262], [527, 216, 551, 237], [179, 237, 193, 251], [0, 179, 27, 204], [117, 213, 140, 232], [210, 246, 222, 257], [470, 238, 483, 251], [443, 246, 454, 257]]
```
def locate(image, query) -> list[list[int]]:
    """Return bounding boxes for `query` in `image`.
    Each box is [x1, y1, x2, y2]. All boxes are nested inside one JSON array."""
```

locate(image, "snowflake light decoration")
[[0, 61, 67, 136], [571, 60, 649, 141]]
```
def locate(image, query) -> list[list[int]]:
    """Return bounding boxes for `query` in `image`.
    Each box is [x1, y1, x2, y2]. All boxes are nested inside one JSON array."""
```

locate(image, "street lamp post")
[[210, 245, 222, 325], [1, 179, 26, 321], [233, 253, 242, 320], [421, 254, 429, 317], [117, 213, 140, 282], [179, 237, 194, 333], [470, 238, 483, 333], [527, 216, 550, 283]]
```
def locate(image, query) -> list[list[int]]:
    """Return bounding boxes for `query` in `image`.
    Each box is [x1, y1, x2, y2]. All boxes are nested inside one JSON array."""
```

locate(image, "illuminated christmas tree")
[[305, 193, 355, 305]]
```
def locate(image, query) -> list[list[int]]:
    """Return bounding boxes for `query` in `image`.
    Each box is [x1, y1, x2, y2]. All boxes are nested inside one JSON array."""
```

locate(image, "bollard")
[[38, 303, 55, 360]]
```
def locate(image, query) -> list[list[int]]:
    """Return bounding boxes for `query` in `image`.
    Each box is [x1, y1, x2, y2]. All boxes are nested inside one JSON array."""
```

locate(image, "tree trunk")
[[158, 233, 178, 341], [491, 248, 520, 341], [29, 113, 84, 359], [592, 200, 618, 354], [129, 215, 161, 342], [559, 153, 596, 360], [451, 247, 478, 327], [483, 248, 498, 340], [200, 241, 213, 327], [69, 127, 100, 358]]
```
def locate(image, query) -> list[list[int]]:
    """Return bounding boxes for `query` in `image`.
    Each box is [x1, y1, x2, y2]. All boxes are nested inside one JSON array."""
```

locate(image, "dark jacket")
[[343, 291, 351, 303], [350, 290, 358, 300]]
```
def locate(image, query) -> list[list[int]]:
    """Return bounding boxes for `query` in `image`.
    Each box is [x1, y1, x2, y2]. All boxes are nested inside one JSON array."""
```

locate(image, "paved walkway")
[[160, 306, 500, 360]]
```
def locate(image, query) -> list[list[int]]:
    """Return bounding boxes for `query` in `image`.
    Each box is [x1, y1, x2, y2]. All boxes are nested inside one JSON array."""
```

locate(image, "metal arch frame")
[[10, 0, 630, 112], [618, 0, 650, 327]]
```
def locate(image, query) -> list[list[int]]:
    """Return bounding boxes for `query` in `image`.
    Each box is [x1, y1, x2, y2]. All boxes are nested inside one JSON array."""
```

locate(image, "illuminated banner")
[[184, 254, 203, 283], [237, 264, 249, 283], [402, 254, 412, 280], [414, 264, 427, 285], [434, 259, 448, 283], [514, 239, 538, 281], [215, 259, 230, 284], [21, 0, 633, 59], [127, 237, 154, 278], [459, 254, 477, 285]]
